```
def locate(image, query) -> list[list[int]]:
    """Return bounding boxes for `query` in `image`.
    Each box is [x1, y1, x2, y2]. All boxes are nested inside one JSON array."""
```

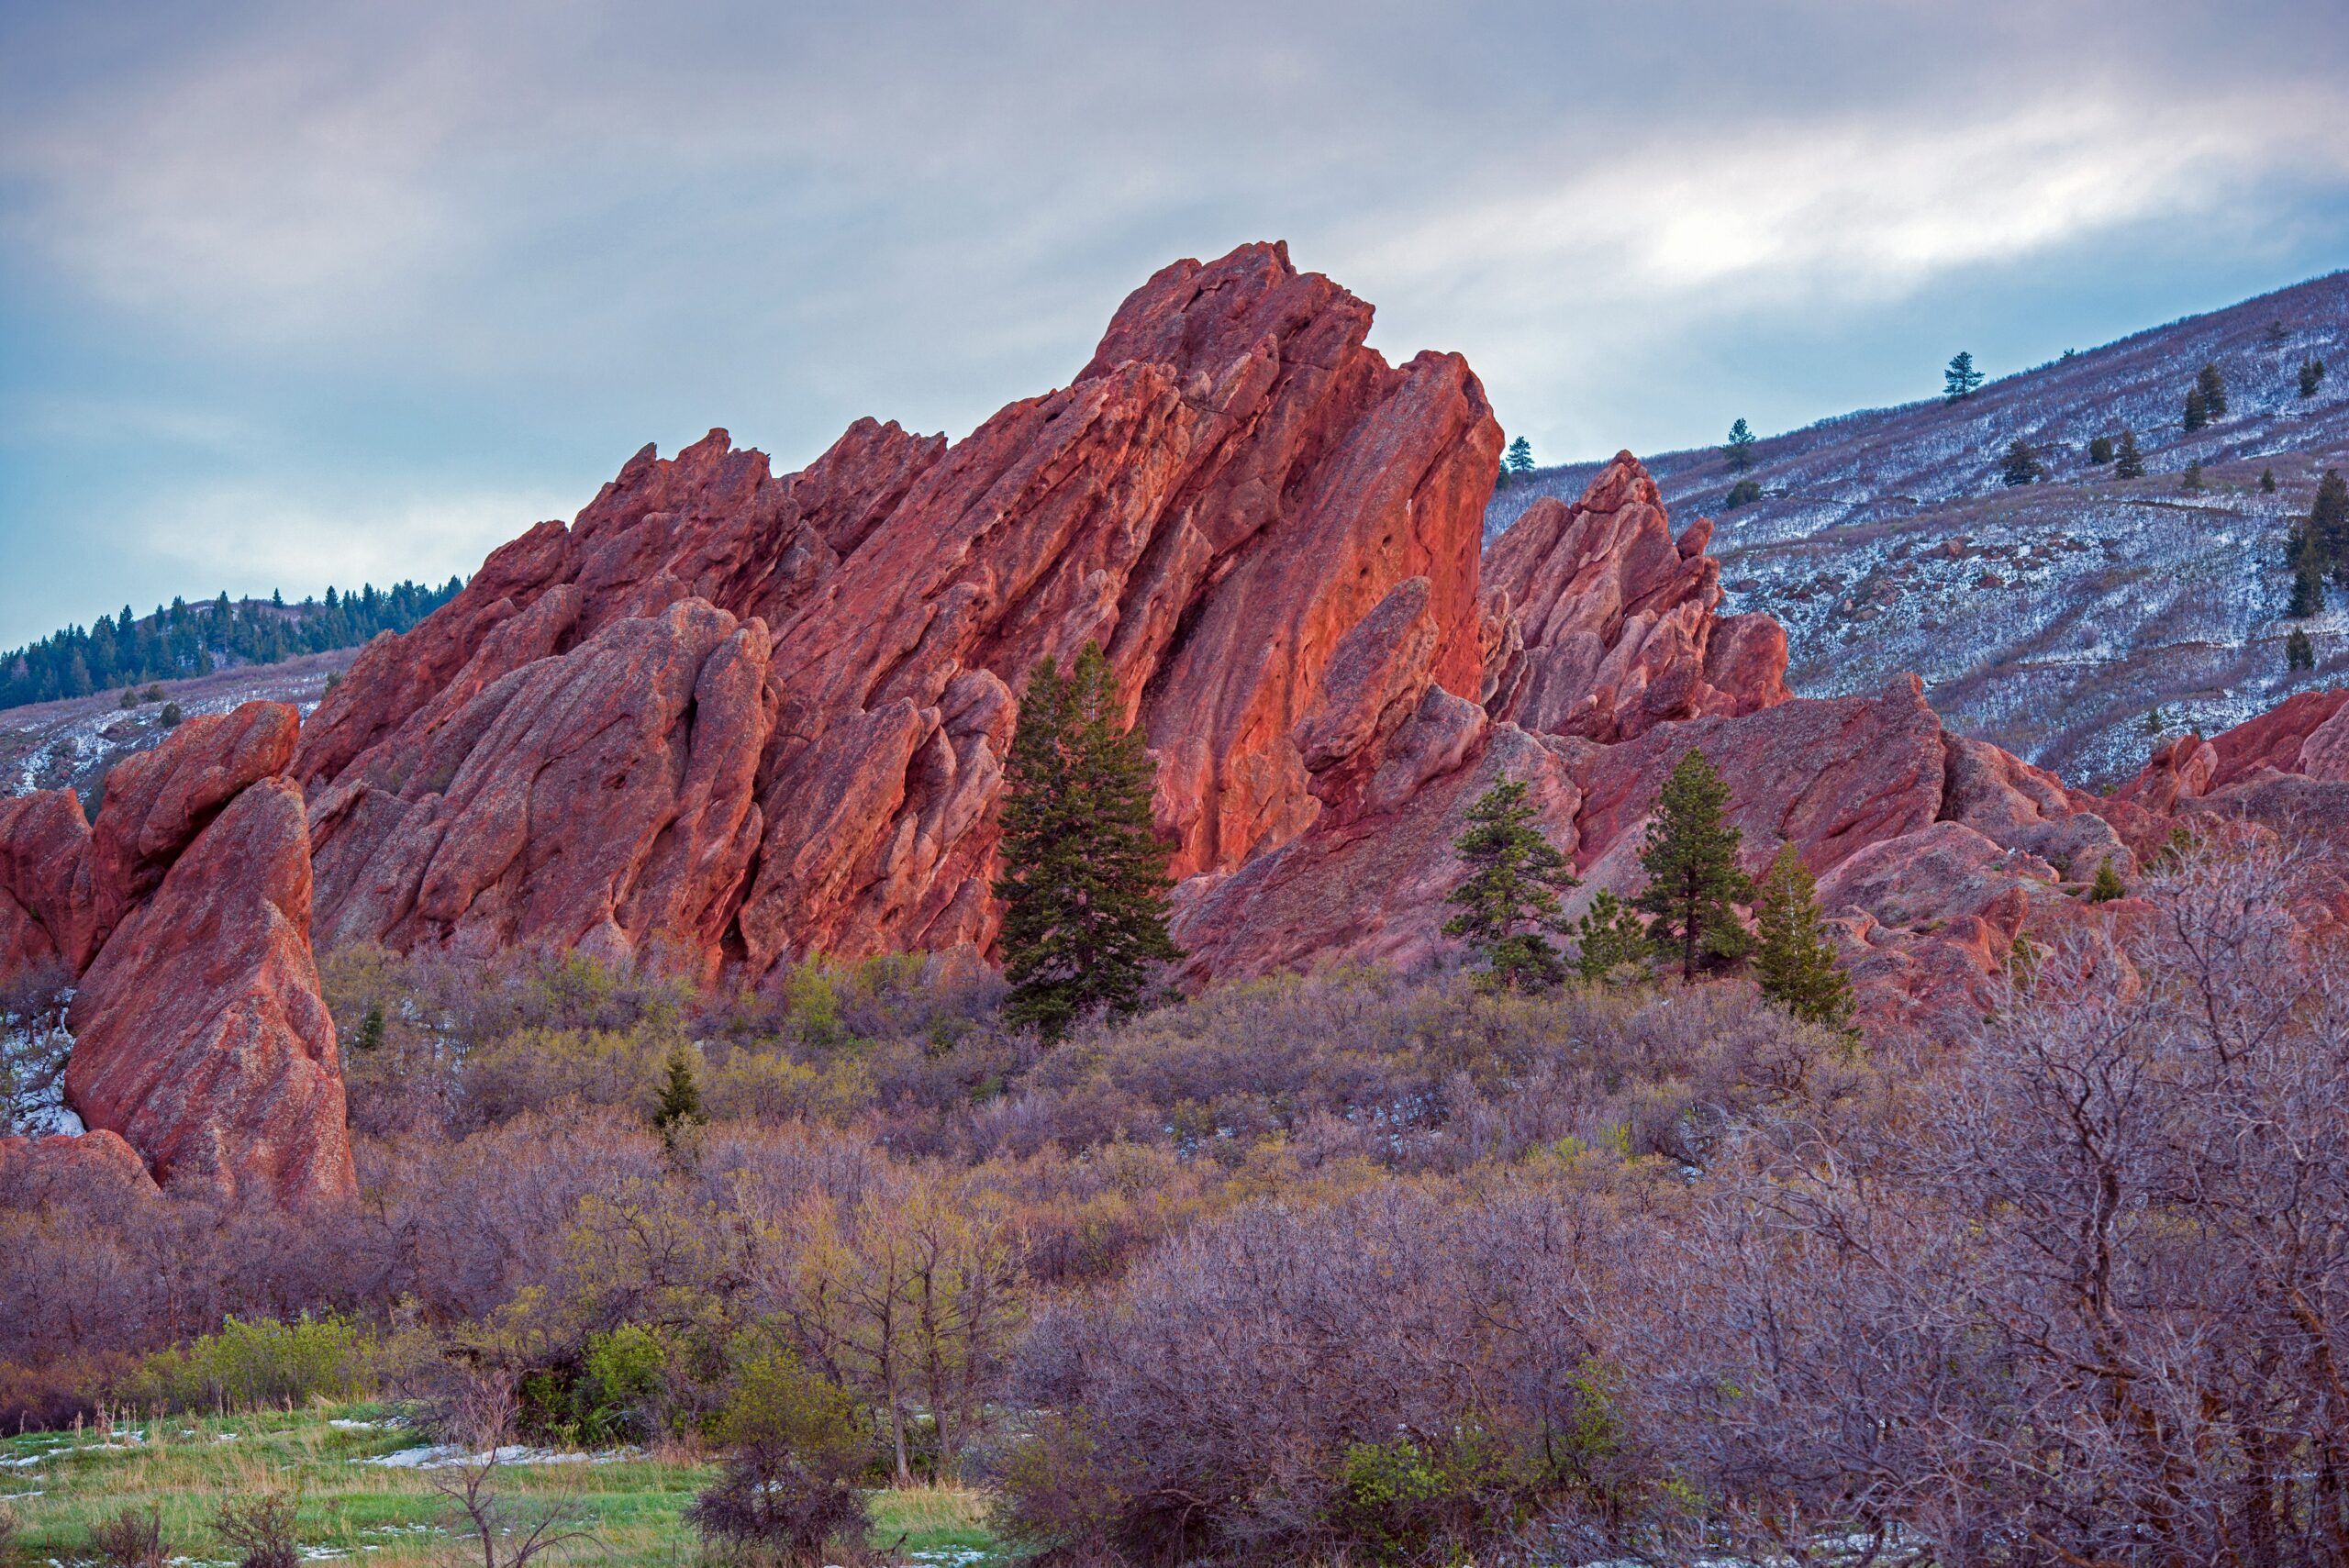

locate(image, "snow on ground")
[[3, 996, 77, 1138], [357, 1443, 642, 1470], [1497, 270, 2349, 785], [0, 650, 353, 803]]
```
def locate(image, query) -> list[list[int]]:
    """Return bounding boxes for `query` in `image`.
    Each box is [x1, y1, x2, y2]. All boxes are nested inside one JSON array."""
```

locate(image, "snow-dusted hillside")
[[1495, 271, 2349, 785], [0, 648, 353, 805]]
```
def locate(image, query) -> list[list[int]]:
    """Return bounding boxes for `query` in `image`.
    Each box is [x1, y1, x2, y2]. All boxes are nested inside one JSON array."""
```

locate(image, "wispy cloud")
[[130, 482, 577, 600]]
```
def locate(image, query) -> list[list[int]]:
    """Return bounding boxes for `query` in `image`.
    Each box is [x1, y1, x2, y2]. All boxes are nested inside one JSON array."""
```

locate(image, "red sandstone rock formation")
[[307, 598, 774, 973], [67, 773, 353, 1206], [0, 703, 352, 1207], [297, 241, 1502, 982], [2111, 691, 2349, 840], [1482, 453, 1790, 740], [0, 1128, 158, 1203], [0, 788, 98, 973]]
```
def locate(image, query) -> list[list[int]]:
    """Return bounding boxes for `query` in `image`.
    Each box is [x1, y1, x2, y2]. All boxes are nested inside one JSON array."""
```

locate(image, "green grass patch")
[[1, 1405, 1004, 1567]]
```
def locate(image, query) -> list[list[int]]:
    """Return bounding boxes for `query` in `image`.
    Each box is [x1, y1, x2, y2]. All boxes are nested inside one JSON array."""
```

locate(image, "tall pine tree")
[[1634, 748, 1754, 980], [2313, 469, 2349, 584], [2196, 361, 2228, 418], [1751, 842, 1853, 1030], [1442, 777, 1578, 991], [994, 644, 1180, 1038], [1721, 418, 1758, 473], [1943, 351, 1984, 402], [1504, 436, 1536, 480]]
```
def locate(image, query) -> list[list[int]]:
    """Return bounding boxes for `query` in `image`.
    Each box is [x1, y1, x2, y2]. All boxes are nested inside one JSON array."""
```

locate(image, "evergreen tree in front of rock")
[[1444, 777, 1578, 992], [1572, 888, 1652, 984], [1635, 748, 1754, 981], [1751, 842, 1854, 1030], [995, 643, 1182, 1039]]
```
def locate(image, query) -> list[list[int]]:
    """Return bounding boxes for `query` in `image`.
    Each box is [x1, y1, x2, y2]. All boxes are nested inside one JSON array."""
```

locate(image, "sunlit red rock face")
[[295, 241, 1502, 981], [0, 704, 353, 1207], [1483, 453, 1791, 740]]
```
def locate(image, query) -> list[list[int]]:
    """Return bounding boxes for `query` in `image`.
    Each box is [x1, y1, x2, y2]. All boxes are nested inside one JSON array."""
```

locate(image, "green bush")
[[1333, 1430, 1519, 1565], [717, 1344, 867, 1478], [132, 1313, 370, 1412]]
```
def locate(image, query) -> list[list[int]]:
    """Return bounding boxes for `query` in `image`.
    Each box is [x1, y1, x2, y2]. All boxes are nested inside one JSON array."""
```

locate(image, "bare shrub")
[[1004, 1182, 1667, 1563], [429, 1375, 598, 1568], [685, 1441, 870, 1567], [86, 1507, 166, 1568], [214, 1489, 302, 1568]]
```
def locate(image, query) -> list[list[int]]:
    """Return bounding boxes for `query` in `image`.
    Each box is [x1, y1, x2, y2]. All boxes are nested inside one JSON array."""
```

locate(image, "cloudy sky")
[[4, 0, 2346, 648]]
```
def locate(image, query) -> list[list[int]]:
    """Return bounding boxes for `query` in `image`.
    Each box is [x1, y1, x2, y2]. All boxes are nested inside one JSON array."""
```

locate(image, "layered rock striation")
[[294, 241, 1503, 982]]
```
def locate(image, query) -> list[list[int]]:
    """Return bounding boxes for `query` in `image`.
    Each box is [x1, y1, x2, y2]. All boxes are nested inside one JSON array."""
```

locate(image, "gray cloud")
[[3, 0, 2345, 644]]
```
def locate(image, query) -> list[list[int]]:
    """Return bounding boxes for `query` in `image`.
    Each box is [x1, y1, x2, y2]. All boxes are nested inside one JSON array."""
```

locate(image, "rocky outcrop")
[[0, 703, 353, 1207], [67, 773, 352, 1206], [1482, 454, 1790, 740], [298, 241, 1502, 982], [88, 701, 300, 940], [1941, 733, 2131, 880], [0, 788, 98, 973], [307, 598, 774, 974], [2111, 691, 2349, 840], [0, 1128, 158, 1201]]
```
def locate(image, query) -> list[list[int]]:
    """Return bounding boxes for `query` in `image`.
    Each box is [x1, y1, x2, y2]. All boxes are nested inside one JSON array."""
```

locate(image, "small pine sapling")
[[1751, 843, 1854, 1031], [2113, 428, 2146, 479], [1572, 889, 1651, 984]]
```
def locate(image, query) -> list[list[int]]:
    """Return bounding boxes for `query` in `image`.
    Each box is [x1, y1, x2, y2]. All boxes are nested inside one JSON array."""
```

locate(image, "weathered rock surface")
[[307, 598, 774, 974], [66, 774, 353, 1206], [1482, 454, 1791, 741], [0, 787, 97, 973], [0, 1127, 158, 1202], [1941, 733, 2130, 880], [88, 701, 299, 940], [299, 241, 1503, 982]]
